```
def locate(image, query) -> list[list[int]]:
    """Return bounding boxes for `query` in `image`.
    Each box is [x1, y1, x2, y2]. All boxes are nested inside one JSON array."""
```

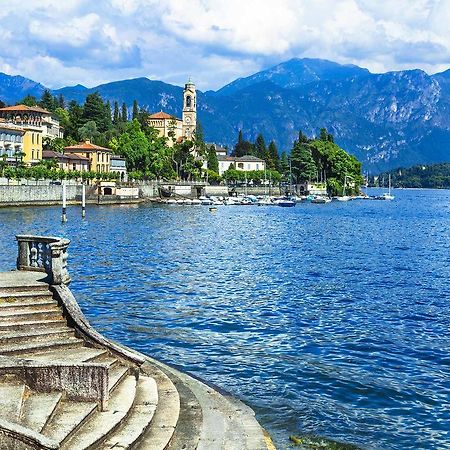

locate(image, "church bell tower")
[[182, 79, 196, 140]]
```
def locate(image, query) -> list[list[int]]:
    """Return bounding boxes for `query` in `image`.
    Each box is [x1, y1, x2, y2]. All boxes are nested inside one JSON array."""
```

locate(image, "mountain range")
[[1, 58, 450, 172]]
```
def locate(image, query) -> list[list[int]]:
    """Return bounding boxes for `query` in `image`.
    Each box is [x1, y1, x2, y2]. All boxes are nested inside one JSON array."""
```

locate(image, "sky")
[[0, 0, 449, 91]]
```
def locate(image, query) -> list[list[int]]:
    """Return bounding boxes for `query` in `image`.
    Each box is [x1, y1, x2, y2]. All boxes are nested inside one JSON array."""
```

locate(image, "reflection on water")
[[0, 188, 449, 449]]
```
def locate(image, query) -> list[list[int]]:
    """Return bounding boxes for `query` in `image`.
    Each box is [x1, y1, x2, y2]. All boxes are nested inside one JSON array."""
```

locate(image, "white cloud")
[[0, 0, 448, 90]]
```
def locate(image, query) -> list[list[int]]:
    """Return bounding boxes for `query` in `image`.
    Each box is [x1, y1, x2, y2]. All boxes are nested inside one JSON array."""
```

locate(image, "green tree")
[[266, 140, 279, 170], [207, 145, 219, 173], [132, 100, 139, 120], [233, 130, 254, 157], [78, 120, 100, 142], [279, 151, 289, 179], [18, 95, 38, 107], [57, 94, 65, 109], [290, 141, 317, 183], [113, 101, 120, 125], [66, 101, 83, 141], [254, 134, 266, 159], [39, 89, 57, 112], [121, 102, 128, 122], [116, 119, 150, 172], [82, 92, 111, 133]]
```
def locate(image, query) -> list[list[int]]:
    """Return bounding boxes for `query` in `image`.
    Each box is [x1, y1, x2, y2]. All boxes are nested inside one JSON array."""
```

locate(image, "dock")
[[0, 235, 273, 449]]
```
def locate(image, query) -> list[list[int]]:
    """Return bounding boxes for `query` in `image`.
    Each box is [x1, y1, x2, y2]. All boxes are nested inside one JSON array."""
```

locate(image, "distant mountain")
[[0, 73, 45, 104], [0, 59, 449, 172], [53, 78, 185, 117], [215, 58, 370, 96]]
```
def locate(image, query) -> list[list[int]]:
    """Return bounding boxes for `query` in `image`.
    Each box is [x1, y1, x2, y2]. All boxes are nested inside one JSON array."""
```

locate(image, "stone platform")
[[0, 237, 274, 449]]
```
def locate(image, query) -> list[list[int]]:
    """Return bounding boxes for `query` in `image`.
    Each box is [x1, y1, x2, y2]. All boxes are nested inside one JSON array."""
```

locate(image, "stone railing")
[[16, 235, 71, 285]]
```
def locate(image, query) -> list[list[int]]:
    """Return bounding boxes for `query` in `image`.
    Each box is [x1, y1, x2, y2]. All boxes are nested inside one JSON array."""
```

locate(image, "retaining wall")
[[0, 184, 80, 206]]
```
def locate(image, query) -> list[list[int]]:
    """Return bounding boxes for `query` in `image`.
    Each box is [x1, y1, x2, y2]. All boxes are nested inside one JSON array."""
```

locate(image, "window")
[[186, 95, 191, 108], [32, 133, 34, 144], [238, 163, 244, 169], [256, 164, 259, 170]]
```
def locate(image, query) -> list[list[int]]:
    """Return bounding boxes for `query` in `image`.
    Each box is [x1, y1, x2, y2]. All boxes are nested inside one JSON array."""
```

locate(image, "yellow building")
[[0, 104, 62, 165], [22, 127, 43, 164], [147, 80, 197, 146], [64, 140, 112, 172]]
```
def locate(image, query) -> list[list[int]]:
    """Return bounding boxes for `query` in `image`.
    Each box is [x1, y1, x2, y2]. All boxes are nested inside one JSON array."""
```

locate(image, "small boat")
[[334, 196, 350, 202], [273, 197, 296, 207], [376, 174, 395, 200], [257, 197, 273, 206], [311, 196, 331, 204], [167, 199, 177, 205], [191, 199, 202, 205]]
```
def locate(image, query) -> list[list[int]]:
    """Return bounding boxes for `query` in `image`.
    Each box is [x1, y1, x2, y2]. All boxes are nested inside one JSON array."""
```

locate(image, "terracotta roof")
[[0, 105, 51, 114], [148, 111, 179, 120], [43, 150, 89, 161], [64, 141, 112, 153]]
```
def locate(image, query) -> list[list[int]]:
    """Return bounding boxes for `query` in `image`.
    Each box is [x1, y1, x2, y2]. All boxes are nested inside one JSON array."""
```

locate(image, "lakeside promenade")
[[0, 235, 273, 449]]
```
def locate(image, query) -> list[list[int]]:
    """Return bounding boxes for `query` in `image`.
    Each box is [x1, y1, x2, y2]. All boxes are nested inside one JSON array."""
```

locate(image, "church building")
[[147, 80, 196, 147]]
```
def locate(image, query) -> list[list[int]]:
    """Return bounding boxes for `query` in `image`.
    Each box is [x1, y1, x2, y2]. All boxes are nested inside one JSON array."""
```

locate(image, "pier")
[[0, 235, 272, 449]]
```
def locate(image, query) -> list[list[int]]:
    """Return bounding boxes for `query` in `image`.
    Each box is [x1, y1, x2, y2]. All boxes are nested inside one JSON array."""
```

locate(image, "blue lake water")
[[0, 188, 449, 449]]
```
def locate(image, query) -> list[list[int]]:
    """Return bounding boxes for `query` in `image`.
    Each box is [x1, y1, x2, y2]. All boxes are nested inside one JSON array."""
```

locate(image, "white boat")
[[191, 199, 202, 205], [376, 175, 395, 200], [176, 199, 185, 204], [335, 195, 350, 202], [257, 196, 273, 206], [167, 199, 177, 205], [311, 196, 331, 204]]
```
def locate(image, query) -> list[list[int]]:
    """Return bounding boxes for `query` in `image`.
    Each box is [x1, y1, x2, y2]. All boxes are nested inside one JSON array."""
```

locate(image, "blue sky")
[[0, 0, 449, 90]]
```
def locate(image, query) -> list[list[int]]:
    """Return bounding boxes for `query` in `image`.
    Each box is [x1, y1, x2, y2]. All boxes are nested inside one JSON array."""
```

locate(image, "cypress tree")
[[267, 141, 279, 171], [132, 100, 139, 120], [121, 102, 128, 122], [207, 145, 219, 173], [113, 101, 120, 125], [254, 134, 266, 159]]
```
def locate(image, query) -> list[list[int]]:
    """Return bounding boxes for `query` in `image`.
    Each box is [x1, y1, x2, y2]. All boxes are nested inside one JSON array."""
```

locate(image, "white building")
[[217, 155, 266, 176], [0, 124, 25, 166]]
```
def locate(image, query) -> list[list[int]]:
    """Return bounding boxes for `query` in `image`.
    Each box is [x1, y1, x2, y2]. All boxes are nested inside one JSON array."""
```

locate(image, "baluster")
[[30, 243, 38, 267]]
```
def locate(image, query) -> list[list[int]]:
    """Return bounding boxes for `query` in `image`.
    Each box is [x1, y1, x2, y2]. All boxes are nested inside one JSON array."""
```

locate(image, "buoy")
[[209, 207, 217, 212]]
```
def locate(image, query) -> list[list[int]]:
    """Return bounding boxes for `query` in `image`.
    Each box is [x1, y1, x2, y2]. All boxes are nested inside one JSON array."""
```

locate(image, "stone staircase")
[[0, 270, 272, 450]]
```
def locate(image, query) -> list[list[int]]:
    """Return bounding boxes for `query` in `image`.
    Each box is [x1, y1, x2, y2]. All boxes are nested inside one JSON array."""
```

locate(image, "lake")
[[0, 188, 449, 449]]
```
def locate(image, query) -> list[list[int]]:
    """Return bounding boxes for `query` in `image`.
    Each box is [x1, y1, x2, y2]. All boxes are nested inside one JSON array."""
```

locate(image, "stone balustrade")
[[16, 234, 71, 285]]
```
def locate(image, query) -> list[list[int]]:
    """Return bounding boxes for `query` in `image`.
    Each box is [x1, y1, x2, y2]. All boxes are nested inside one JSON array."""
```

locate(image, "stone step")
[[150, 359, 267, 450], [0, 328, 73, 346], [21, 390, 63, 433], [0, 381, 26, 424], [60, 375, 137, 449], [99, 375, 158, 449], [0, 300, 57, 312], [42, 400, 98, 445], [0, 284, 51, 295], [0, 291, 53, 304], [0, 306, 63, 323], [0, 317, 66, 334], [90, 353, 119, 368], [23, 346, 108, 363], [138, 362, 180, 449], [108, 364, 130, 394], [0, 336, 83, 355], [163, 367, 202, 450]]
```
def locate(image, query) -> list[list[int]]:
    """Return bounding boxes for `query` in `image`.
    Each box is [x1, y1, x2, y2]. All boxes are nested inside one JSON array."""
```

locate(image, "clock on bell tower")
[[182, 79, 197, 140]]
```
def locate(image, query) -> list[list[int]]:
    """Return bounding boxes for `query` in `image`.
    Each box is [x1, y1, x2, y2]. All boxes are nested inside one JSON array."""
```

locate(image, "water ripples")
[[0, 188, 449, 449]]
